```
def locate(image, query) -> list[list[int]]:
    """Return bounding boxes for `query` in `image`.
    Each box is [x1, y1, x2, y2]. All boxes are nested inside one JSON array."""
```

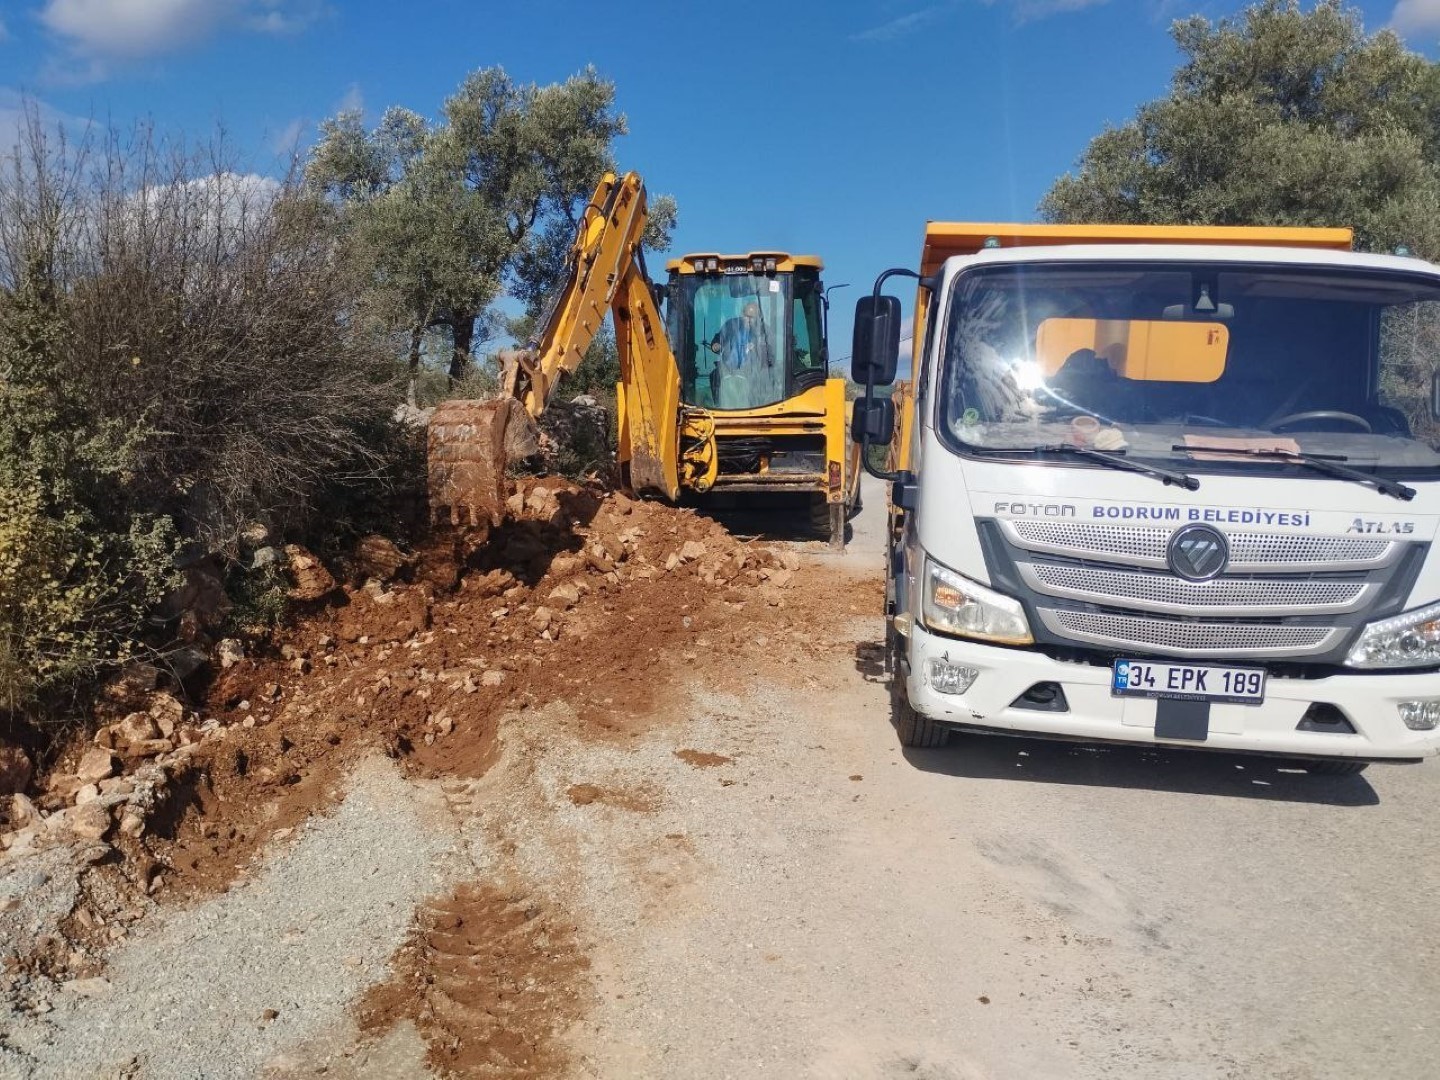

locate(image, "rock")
[[531, 606, 554, 633], [9, 792, 39, 826], [128, 739, 175, 759], [148, 692, 185, 733], [155, 559, 232, 631], [779, 550, 801, 572], [680, 540, 707, 562], [550, 554, 583, 576], [769, 568, 795, 589], [284, 545, 337, 602], [505, 491, 526, 517], [472, 569, 516, 598], [74, 784, 100, 805], [61, 976, 112, 997], [291, 657, 312, 675], [164, 646, 209, 682], [355, 535, 412, 583], [0, 743, 33, 796], [65, 802, 111, 841], [119, 711, 161, 745], [437, 716, 454, 736], [240, 521, 271, 545], [481, 670, 505, 687], [75, 749, 117, 783], [664, 553, 681, 572], [251, 546, 279, 570], [218, 638, 245, 670], [547, 582, 581, 610], [98, 778, 134, 799], [261, 683, 281, 701], [100, 662, 161, 707], [118, 810, 146, 838]]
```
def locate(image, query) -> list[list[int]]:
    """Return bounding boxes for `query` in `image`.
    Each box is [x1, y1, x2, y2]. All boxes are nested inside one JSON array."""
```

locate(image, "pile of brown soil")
[[137, 477, 807, 901]]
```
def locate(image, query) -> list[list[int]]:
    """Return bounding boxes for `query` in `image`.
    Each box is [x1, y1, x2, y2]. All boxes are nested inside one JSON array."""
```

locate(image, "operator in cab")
[[709, 301, 777, 409]]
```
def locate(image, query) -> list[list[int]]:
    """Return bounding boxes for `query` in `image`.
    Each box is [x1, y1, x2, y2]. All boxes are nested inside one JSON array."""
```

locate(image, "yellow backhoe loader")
[[427, 171, 860, 547]]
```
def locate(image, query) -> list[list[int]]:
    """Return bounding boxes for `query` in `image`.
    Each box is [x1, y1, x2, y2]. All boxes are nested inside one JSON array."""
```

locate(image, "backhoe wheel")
[[1298, 759, 1369, 776], [810, 496, 845, 550], [891, 676, 949, 748]]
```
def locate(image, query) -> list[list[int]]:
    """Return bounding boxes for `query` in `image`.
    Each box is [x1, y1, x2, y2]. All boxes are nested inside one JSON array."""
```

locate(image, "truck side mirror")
[[851, 395, 895, 445], [851, 295, 902, 386], [1431, 369, 1440, 420]]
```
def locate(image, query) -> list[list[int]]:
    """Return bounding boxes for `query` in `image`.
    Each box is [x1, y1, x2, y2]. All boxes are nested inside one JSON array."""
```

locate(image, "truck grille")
[[1039, 610, 1339, 657], [1021, 563, 1373, 616], [1002, 520, 1397, 572], [984, 518, 1415, 662]]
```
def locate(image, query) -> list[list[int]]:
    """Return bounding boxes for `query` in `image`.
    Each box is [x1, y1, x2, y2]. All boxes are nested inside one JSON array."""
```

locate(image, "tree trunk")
[[407, 324, 423, 407], [449, 313, 475, 386]]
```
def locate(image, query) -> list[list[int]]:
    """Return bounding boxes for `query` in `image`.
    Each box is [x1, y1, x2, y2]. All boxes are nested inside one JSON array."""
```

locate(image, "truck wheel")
[[892, 679, 949, 748], [1298, 759, 1369, 776]]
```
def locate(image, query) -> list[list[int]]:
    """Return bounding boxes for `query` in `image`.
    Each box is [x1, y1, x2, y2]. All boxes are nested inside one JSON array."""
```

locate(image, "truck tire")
[[1298, 759, 1369, 776], [891, 679, 949, 748]]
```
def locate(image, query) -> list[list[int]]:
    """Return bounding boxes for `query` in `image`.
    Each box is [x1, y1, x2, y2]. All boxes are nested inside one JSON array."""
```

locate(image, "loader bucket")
[[427, 398, 538, 527]]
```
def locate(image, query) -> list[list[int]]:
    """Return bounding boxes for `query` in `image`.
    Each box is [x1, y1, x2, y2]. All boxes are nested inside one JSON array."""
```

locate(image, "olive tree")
[[307, 66, 676, 391], [1042, 0, 1440, 258]]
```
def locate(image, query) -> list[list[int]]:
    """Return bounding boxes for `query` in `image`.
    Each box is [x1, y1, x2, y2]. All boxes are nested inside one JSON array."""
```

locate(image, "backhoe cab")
[[655, 253, 855, 545]]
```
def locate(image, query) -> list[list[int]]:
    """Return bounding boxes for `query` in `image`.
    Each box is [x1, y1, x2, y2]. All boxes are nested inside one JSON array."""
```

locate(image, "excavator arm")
[[428, 171, 687, 526]]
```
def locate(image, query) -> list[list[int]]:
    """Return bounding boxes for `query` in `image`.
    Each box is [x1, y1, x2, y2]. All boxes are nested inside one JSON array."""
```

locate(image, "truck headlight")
[[922, 557, 1032, 645], [1345, 600, 1440, 669]]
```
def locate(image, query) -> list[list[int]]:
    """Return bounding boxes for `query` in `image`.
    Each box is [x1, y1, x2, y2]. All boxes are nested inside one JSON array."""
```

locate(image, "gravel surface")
[[1, 757, 458, 1080], [5, 473, 1436, 1078]]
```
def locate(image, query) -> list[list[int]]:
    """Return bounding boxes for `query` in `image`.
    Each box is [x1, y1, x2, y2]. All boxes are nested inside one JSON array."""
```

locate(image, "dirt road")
[[4, 474, 1437, 1078]]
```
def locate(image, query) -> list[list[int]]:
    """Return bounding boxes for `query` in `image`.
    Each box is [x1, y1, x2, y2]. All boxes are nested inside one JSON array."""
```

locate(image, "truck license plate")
[[1112, 659, 1265, 705]]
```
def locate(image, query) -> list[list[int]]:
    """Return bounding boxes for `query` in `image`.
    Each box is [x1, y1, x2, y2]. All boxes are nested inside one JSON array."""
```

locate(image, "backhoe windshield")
[[673, 270, 826, 410], [940, 261, 1440, 474]]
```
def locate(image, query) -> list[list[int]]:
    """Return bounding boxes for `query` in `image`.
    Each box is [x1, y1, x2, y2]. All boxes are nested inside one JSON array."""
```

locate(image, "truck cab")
[[853, 223, 1440, 771]]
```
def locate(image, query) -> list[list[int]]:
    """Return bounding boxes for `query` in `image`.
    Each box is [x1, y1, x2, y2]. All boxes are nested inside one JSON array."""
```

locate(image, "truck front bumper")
[[905, 622, 1440, 761]]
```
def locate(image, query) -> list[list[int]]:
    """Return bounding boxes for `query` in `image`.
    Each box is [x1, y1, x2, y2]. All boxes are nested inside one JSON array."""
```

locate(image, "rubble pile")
[[1, 476, 809, 1007]]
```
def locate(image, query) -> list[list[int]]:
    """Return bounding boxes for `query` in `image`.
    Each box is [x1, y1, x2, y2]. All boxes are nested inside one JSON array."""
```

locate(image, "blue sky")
[[1, 0, 1437, 360]]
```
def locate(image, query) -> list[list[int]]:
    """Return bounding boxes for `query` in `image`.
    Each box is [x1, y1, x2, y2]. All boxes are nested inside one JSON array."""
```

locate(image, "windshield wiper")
[[971, 444, 1200, 490], [1171, 444, 1415, 501]]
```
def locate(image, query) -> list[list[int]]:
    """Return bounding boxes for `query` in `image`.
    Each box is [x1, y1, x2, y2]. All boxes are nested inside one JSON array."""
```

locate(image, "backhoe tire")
[[891, 678, 949, 749], [810, 496, 845, 550], [1298, 759, 1369, 776]]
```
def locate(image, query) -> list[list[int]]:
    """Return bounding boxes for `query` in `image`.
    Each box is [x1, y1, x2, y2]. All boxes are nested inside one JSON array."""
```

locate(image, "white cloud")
[[1391, 0, 1440, 36], [852, 6, 946, 42], [853, 0, 1108, 41], [37, 0, 324, 64], [335, 83, 363, 116], [1010, 0, 1108, 20], [0, 87, 89, 155], [270, 116, 306, 156]]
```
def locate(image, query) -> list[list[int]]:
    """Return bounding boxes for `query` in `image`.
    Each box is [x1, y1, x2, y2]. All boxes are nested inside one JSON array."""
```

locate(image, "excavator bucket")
[[427, 397, 538, 528]]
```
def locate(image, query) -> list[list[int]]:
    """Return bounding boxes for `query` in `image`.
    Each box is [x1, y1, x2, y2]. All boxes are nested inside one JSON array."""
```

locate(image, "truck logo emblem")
[[1167, 524, 1229, 581]]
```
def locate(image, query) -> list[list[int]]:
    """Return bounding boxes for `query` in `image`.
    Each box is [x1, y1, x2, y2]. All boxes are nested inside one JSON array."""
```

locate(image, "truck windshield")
[[939, 261, 1440, 475], [673, 270, 825, 410]]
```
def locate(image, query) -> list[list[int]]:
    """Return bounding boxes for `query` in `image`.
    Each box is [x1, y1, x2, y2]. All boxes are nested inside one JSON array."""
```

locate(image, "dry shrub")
[[0, 105, 408, 722]]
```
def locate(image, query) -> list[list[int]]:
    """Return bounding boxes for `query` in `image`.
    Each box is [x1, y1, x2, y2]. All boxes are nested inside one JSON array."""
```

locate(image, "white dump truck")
[[851, 222, 1440, 773]]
